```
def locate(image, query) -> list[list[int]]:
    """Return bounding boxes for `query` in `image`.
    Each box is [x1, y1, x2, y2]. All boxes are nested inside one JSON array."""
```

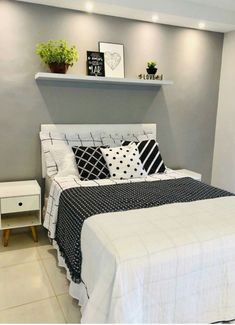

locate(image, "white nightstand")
[[0, 180, 41, 247], [175, 169, 202, 181]]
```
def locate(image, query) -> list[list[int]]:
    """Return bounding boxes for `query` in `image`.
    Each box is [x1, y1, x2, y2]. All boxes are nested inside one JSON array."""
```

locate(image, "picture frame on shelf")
[[87, 51, 105, 77], [98, 42, 125, 78]]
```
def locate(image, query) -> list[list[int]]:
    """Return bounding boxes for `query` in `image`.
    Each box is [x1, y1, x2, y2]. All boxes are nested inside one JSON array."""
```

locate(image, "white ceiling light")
[[152, 15, 159, 23], [85, 1, 93, 13], [198, 22, 206, 29]]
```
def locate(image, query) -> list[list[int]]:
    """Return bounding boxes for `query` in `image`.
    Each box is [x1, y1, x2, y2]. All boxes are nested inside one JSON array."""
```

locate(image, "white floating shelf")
[[35, 72, 173, 87]]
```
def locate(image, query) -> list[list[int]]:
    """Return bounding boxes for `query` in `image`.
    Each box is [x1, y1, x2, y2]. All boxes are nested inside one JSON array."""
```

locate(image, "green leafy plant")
[[147, 61, 157, 68], [36, 40, 79, 66]]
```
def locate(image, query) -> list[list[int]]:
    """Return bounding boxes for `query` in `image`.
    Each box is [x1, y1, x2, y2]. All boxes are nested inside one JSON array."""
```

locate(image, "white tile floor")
[[0, 228, 81, 324]]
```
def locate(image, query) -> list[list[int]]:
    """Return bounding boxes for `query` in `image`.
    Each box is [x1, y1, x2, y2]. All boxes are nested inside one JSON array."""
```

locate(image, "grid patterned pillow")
[[101, 133, 154, 147], [72, 146, 110, 181], [40, 132, 104, 177], [122, 139, 166, 175], [40, 131, 154, 177]]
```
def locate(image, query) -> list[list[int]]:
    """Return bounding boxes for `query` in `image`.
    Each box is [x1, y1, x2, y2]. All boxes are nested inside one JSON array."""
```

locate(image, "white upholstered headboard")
[[40, 123, 157, 178]]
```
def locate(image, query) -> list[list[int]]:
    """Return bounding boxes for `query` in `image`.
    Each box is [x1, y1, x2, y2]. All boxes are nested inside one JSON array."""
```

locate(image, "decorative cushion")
[[122, 139, 166, 175], [40, 131, 104, 177], [100, 143, 147, 180], [50, 146, 79, 178], [72, 146, 110, 181], [40, 131, 153, 177]]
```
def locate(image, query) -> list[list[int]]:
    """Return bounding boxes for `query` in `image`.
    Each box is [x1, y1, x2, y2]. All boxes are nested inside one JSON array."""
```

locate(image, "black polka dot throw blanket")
[[54, 177, 234, 283]]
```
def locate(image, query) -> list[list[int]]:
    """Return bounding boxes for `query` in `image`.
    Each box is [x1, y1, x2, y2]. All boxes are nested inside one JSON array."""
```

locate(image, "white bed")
[[41, 124, 235, 324]]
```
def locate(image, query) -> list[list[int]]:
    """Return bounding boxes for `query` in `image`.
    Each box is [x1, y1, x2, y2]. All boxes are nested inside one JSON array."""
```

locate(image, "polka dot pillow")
[[100, 143, 147, 180]]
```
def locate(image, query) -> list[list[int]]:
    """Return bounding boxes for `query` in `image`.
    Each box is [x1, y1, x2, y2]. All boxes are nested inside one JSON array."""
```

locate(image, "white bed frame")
[[41, 124, 157, 178]]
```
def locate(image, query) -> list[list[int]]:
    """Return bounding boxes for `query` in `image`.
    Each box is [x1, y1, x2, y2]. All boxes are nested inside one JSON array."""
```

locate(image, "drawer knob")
[[18, 202, 23, 206]]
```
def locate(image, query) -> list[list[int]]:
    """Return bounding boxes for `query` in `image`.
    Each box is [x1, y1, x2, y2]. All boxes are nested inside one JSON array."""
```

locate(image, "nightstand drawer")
[[1, 195, 39, 214]]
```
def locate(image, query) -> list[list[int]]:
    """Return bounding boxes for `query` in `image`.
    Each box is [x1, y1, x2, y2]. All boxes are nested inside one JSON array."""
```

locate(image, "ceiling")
[[16, 0, 235, 33], [184, 0, 235, 12]]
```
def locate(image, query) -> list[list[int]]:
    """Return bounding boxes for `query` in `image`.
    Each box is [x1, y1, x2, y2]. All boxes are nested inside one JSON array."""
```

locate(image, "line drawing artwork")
[[99, 42, 125, 78], [104, 52, 121, 70]]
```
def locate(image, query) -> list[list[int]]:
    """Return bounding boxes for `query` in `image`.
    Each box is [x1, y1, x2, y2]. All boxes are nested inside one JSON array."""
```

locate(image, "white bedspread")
[[44, 171, 235, 323], [81, 197, 235, 323]]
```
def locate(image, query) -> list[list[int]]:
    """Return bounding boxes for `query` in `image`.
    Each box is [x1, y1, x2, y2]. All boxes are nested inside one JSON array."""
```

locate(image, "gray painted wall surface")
[[0, 0, 223, 184], [212, 31, 235, 192]]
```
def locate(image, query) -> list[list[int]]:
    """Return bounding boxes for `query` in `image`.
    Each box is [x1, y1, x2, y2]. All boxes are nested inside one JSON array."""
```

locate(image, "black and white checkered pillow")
[[72, 146, 110, 181], [101, 133, 154, 147], [122, 139, 166, 175], [40, 131, 103, 177], [40, 131, 153, 177]]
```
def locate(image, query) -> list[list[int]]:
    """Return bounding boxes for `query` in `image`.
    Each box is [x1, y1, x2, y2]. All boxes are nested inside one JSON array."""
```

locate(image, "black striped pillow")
[[122, 140, 166, 175]]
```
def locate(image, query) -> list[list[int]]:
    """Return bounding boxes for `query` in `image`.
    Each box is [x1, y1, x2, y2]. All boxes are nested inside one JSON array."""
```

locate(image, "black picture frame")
[[87, 51, 105, 77]]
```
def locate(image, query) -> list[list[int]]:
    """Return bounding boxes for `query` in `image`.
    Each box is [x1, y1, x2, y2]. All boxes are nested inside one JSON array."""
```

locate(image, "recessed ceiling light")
[[198, 22, 206, 29], [85, 2, 93, 13], [152, 15, 159, 23]]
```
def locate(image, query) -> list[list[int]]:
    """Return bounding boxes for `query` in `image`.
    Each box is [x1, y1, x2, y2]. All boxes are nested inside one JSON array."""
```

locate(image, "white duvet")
[[44, 171, 235, 323]]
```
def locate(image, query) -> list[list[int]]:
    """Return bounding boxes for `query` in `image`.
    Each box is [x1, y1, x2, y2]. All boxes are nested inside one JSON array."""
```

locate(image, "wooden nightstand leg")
[[30, 226, 38, 242], [3, 229, 10, 247], [2, 230, 6, 246]]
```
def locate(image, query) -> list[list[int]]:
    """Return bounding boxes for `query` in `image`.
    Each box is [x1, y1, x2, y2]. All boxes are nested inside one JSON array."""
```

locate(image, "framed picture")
[[87, 51, 105, 77], [98, 42, 125, 78]]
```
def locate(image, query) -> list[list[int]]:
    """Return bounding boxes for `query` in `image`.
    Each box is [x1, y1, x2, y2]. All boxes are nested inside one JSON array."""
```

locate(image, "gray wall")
[[0, 0, 224, 185], [212, 31, 235, 192]]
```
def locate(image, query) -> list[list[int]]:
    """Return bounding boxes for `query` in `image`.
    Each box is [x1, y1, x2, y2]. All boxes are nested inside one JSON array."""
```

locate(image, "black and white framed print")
[[87, 51, 105, 77], [98, 42, 125, 78]]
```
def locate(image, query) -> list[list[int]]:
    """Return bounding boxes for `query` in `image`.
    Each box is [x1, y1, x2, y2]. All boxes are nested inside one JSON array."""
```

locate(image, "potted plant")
[[146, 61, 158, 75], [36, 40, 79, 74]]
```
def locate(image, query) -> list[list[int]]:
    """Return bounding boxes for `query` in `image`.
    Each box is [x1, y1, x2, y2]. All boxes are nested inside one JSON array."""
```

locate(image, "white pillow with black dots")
[[101, 143, 147, 180]]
